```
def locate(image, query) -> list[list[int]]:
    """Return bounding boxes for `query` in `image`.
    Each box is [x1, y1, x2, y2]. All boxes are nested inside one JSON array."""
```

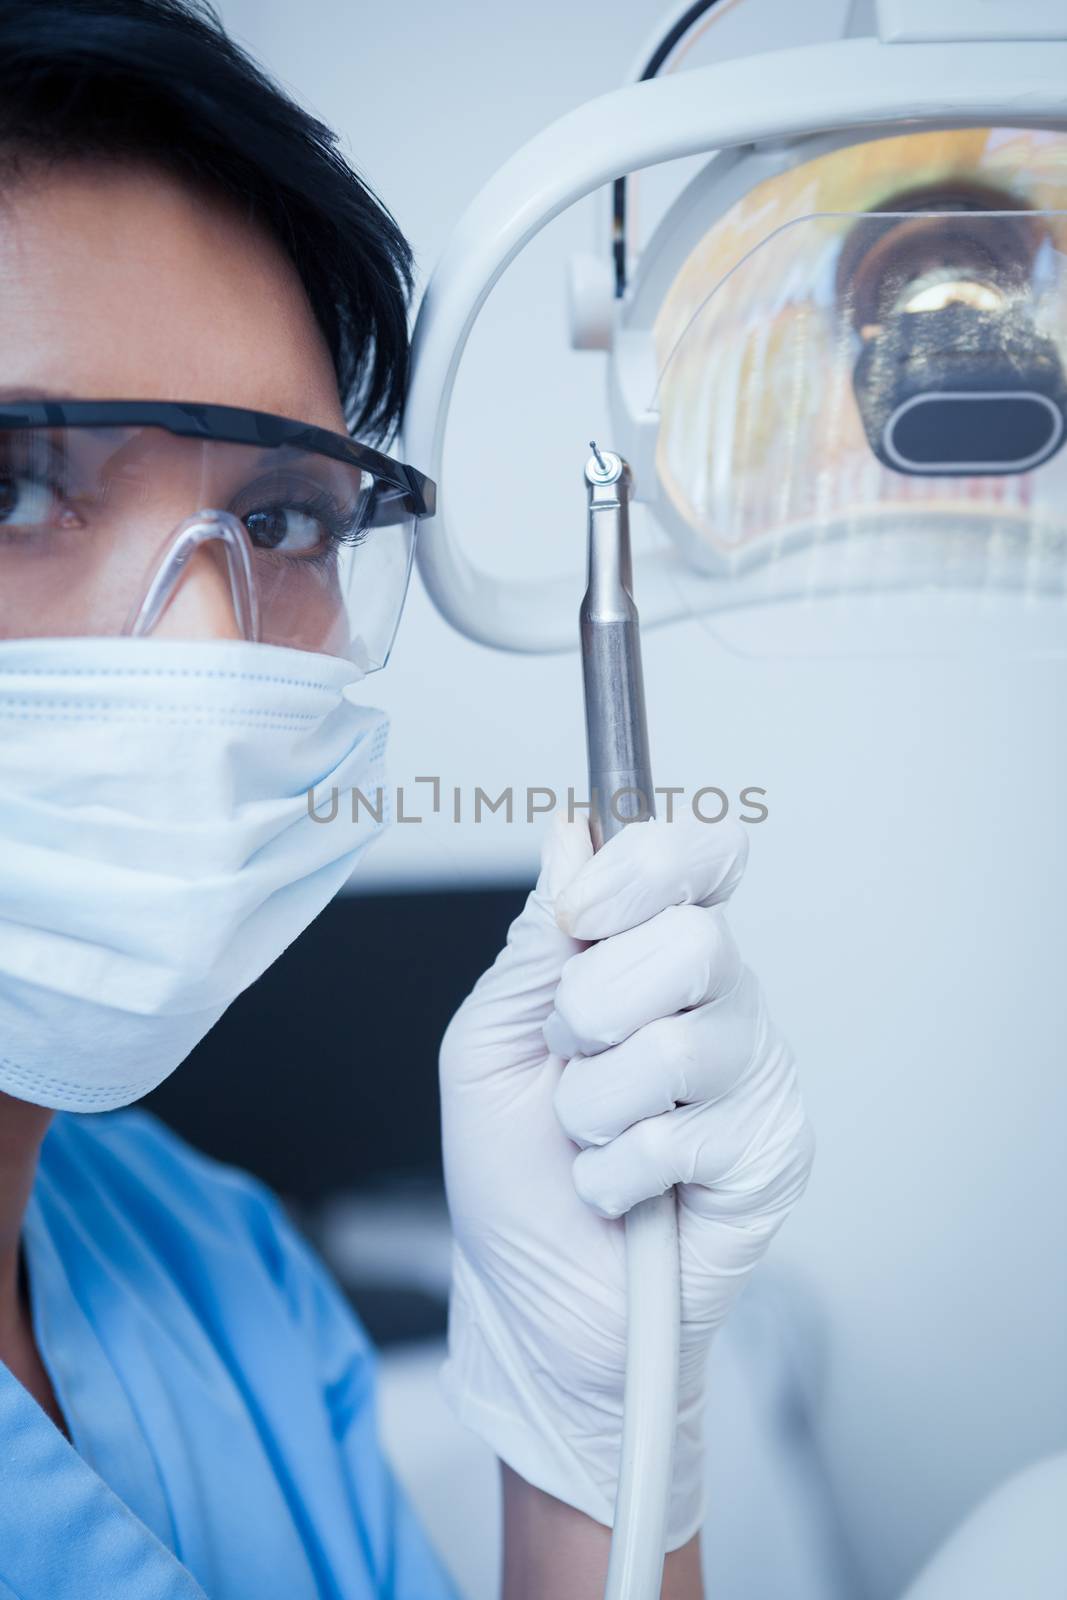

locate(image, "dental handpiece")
[[581, 446, 681, 1600], [581, 443, 653, 845]]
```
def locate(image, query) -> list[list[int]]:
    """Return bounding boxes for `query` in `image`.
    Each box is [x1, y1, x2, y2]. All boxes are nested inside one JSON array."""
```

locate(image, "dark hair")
[[0, 0, 413, 441]]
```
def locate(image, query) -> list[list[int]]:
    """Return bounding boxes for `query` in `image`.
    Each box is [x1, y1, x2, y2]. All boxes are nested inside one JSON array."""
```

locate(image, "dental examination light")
[[406, 2, 1067, 1593]]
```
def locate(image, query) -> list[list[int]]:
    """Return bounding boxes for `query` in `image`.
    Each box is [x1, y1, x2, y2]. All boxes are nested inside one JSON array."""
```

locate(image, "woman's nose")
[[150, 545, 244, 641]]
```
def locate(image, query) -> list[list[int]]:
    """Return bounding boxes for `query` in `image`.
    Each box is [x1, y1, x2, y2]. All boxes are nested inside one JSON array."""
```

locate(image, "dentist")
[[0, 3, 813, 1596]]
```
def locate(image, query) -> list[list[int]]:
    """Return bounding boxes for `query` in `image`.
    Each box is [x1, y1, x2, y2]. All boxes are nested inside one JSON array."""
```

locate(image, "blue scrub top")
[[0, 1110, 459, 1600]]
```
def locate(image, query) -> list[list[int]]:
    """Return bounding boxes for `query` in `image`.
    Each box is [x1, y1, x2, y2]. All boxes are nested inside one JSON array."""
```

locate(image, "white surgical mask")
[[0, 636, 388, 1112]]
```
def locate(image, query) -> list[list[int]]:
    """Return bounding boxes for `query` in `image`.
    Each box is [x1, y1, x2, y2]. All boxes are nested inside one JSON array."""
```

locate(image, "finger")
[[439, 813, 592, 1088], [555, 814, 749, 942], [571, 1101, 710, 1218], [542, 903, 740, 1059], [552, 969, 761, 1148], [571, 1049, 812, 1221]]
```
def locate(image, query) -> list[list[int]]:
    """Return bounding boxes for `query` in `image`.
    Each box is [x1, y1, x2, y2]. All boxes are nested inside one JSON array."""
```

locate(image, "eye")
[[232, 468, 368, 557], [0, 473, 60, 529], [242, 505, 326, 554]]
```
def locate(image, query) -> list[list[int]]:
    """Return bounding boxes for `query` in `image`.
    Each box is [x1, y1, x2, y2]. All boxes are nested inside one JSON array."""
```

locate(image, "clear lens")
[[0, 424, 416, 671], [649, 129, 1067, 656]]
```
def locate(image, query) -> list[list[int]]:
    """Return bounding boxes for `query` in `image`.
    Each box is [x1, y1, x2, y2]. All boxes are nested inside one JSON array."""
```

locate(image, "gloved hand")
[[439, 814, 814, 1550]]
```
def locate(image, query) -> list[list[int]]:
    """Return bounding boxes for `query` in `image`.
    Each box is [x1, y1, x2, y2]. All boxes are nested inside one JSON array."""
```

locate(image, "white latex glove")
[[439, 814, 814, 1549]]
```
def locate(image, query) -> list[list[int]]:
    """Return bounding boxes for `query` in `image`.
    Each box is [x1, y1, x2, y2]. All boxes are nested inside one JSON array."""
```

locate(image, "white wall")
[[217, 3, 1067, 1595]]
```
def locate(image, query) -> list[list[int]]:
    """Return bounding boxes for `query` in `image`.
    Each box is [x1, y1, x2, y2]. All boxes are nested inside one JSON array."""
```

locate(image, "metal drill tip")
[[589, 440, 608, 472]]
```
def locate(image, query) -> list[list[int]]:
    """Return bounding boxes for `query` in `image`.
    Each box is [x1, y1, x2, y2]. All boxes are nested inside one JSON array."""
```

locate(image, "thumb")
[[440, 815, 593, 1085], [495, 810, 593, 990], [539, 810, 595, 907]]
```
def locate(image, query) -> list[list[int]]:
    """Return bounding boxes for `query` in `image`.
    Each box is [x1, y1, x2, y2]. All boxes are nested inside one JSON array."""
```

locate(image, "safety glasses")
[[0, 399, 436, 674]]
